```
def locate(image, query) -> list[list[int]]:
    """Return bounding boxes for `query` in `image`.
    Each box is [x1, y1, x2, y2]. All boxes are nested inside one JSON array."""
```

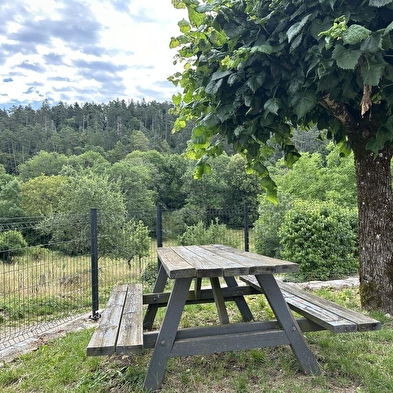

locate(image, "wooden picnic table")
[[87, 244, 381, 391], [142, 244, 320, 391]]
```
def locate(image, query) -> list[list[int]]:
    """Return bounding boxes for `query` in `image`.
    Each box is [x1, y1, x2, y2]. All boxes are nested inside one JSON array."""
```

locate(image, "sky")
[[0, 0, 188, 110]]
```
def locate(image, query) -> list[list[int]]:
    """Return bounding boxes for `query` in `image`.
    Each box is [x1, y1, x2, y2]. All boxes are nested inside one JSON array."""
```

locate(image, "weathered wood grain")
[[240, 275, 381, 333], [87, 283, 144, 356]]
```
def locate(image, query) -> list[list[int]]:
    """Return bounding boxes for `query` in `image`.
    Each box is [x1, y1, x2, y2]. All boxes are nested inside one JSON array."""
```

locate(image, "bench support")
[[255, 274, 320, 375]]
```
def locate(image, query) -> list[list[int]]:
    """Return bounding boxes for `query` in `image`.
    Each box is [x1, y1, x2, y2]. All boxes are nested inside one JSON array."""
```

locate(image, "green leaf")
[[211, 70, 232, 81], [250, 44, 274, 54], [246, 74, 265, 93], [360, 34, 383, 53], [187, 6, 205, 27], [361, 63, 385, 86], [178, 19, 191, 34], [287, 14, 312, 43], [383, 21, 393, 36], [170, 37, 181, 49], [264, 98, 281, 116], [342, 24, 371, 45], [369, 0, 393, 7], [205, 77, 223, 95], [332, 44, 362, 69], [292, 91, 318, 119]]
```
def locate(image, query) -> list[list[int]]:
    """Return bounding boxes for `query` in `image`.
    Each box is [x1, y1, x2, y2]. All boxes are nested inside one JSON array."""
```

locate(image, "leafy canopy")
[[170, 0, 393, 199]]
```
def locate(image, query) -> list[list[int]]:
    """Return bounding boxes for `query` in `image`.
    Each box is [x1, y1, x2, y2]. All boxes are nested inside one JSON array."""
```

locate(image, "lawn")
[[0, 287, 392, 393]]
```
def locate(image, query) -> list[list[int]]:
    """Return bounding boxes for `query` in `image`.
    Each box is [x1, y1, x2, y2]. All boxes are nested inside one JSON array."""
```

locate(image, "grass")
[[0, 287, 392, 392]]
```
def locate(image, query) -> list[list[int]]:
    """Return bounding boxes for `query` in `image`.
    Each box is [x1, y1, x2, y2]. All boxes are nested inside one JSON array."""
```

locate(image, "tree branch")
[[320, 95, 357, 130]]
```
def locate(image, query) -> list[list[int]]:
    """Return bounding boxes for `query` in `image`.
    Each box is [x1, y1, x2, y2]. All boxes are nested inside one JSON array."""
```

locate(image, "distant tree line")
[[0, 99, 192, 174]]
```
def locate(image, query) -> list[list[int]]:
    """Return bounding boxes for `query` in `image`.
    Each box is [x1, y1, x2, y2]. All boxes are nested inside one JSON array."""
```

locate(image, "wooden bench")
[[240, 275, 381, 333], [87, 283, 144, 356]]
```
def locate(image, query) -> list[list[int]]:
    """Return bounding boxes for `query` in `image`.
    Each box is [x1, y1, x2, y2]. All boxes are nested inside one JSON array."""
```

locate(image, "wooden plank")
[[187, 245, 251, 276], [240, 275, 381, 333], [143, 318, 324, 349], [170, 330, 289, 357], [143, 285, 261, 306], [172, 246, 223, 277], [86, 284, 127, 356], [242, 275, 356, 333], [116, 284, 144, 354], [205, 244, 299, 274], [157, 247, 196, 279], [278, 281, 382, 332]]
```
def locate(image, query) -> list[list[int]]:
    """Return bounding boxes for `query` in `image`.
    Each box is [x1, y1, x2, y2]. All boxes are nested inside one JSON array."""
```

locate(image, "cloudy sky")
[[0, 0, 187, 110]]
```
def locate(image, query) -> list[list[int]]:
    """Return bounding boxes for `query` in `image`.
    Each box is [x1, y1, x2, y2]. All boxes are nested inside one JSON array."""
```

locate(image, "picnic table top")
[[157, 244, 299, 279]]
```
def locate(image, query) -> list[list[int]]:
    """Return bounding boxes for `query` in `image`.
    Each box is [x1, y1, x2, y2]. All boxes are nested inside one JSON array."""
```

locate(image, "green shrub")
[[27, 246, 50, 261], [141, 261, 158, 288], [254, 193, 292, 258], [278, 200, 358, 280], [177, 219, 240, 248], [0, 230, 28, 263]]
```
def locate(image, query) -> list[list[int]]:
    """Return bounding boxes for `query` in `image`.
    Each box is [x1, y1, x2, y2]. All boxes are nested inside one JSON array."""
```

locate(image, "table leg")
[[224, 276, 254, 322], [255, 274, 320, 375], [144, 277, 193, 391], [194, 277, 202, 299], [210, 277, 229, 324], [143, 264, 168, 330]]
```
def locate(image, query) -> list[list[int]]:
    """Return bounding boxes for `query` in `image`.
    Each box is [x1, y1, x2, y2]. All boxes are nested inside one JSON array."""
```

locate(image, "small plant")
[[177, 218, 240, 248], [0, 230, 28, 263]]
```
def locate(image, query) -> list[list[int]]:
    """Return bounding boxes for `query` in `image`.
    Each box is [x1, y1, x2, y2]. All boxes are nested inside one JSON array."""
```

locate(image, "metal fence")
[[0, 205, 256, 350]]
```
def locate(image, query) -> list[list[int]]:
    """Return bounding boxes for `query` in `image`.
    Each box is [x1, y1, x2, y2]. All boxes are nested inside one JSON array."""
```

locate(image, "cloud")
[[0, 0, 187, 108], [43, 53, 66, 66], [17, 61, 46, 73]]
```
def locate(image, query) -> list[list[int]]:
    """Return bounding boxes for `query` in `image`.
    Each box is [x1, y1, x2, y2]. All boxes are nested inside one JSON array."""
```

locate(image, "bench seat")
[[240, 275, 381, 333], [87, 283, 144, 356]]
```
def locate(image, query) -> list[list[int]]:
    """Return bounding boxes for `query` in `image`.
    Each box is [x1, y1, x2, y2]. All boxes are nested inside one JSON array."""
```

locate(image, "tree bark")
[[349, 133, 393, 313]]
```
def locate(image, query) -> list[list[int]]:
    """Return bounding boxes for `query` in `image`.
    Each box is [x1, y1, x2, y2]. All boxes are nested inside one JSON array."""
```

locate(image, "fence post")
[[244, 203, 249, 252], [156, 204, 163, 270], [90, 208, 100, 320]]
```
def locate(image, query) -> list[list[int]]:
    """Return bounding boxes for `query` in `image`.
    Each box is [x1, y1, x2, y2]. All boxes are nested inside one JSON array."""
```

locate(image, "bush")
[[27, 246, 50, 261], [177, 219, 240, 248], [278, 200, 358, 281], [0, 230, 28, 263], [254, 193, 292, 258]]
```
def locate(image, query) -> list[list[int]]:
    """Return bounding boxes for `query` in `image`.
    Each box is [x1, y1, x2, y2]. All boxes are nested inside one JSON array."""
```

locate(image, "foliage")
[[18, 151, 69, 181], [0, 100, 191, 174], [0, 230, 27, 263], [141, 261, 159, 288], [278, 200, 358, 280], [116, 220, 151, 267], [177, 219, 240, 248], [170, 0, 393, 197], [20, 175, 68, 216], [254, 193, 292, 258], [40, 170, 127, 256], [0, 178, 24, 218], [275, 143, 357, 208]]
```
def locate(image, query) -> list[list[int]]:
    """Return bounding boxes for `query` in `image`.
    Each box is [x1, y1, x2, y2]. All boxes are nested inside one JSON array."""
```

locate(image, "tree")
[[18, 151, 68, 181], [41, 170, 127, 256], [171, 0, 393, 312], [21, 175, 67, 216]]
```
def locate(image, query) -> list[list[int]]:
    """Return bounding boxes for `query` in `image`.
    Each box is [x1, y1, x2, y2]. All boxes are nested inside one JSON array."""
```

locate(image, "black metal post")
[[90, 208, 100, 320], [156, 204, 163, 270], [244, 203, 249, 252]]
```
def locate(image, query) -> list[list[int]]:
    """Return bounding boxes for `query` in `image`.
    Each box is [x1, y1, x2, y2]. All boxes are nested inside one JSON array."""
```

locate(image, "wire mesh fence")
[[0, 205, 256, 351]]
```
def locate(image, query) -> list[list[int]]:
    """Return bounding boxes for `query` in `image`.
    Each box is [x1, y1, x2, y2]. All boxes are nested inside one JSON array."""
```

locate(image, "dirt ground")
[[0, 276, 360, 366]]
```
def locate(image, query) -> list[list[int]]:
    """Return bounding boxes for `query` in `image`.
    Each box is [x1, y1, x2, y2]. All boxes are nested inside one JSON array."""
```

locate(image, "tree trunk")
[[350, 136, 393, 313]]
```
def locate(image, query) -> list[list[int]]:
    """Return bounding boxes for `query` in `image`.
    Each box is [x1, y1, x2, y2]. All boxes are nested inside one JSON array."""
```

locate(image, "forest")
[[0, 99, 359, 280]]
